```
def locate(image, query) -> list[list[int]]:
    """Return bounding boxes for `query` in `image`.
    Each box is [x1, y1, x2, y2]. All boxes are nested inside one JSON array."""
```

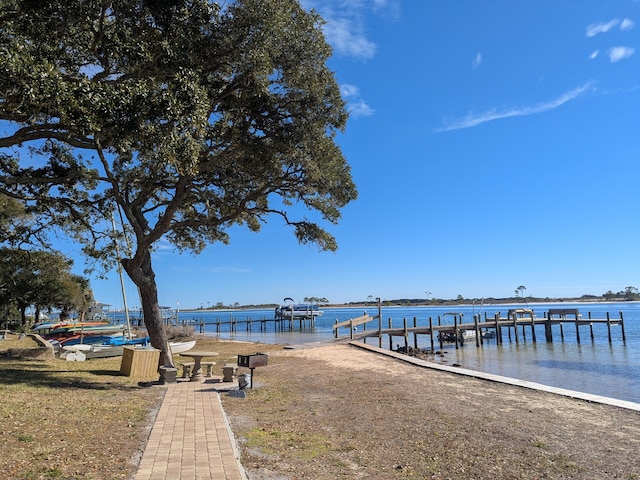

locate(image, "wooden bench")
[[222, 363, 238, 382], [180, 361, 216, 378]]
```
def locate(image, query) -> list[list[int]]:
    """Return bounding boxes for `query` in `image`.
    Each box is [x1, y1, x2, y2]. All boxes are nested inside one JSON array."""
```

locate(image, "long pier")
[[333, 308, 626, 352], [157, 314, 318, 334]]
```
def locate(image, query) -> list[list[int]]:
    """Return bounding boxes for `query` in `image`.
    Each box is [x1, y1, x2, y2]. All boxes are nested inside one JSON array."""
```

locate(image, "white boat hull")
[[168, 340, 196, 354], [275, 306, 324, 320], [77, 340, 196, 360]]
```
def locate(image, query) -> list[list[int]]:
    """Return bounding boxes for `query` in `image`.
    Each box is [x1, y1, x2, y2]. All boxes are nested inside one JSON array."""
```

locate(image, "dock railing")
[[333, 298, 382, 342], [340, 308, 626, 352]]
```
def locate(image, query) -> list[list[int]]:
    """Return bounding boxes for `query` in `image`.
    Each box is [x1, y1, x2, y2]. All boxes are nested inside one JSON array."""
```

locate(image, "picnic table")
[[179, 351, 219, 381]]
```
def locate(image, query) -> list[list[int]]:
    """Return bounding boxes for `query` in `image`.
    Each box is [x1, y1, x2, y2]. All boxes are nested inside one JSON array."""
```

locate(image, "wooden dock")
[[162, 314, 318, 334], [333, 308, 626, 352]]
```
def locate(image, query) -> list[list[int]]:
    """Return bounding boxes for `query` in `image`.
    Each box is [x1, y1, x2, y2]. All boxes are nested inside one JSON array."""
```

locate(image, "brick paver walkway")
[[135, 379, 246, 480]]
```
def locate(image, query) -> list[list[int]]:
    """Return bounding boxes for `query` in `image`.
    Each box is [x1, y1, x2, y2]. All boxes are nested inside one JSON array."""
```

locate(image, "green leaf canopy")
[[0, 0, 356, 364]]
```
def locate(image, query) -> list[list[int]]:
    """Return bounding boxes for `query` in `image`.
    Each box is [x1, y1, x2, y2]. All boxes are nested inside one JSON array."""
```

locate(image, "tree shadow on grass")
[[0, 360, 145, 392]]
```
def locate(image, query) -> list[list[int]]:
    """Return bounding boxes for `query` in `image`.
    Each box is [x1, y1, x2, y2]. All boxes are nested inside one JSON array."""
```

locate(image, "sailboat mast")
[[111, 214, 133, 339]]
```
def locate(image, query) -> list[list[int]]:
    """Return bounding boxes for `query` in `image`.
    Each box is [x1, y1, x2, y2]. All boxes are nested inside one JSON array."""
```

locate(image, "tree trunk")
[[122, 251, 172, 367], [19, 304, 27, 326]]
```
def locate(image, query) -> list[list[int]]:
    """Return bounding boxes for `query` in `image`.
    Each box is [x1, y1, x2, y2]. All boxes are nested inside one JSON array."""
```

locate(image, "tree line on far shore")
[[346, 288, 639, 307], [190, 289, 639, 311]]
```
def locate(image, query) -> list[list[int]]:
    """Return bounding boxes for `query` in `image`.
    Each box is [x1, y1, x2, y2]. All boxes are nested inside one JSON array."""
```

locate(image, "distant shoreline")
[[177, 298, 638, 313]]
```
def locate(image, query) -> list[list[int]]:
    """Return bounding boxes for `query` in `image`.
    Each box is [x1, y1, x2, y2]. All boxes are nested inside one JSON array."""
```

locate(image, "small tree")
[[55, 275, 93, 321], [624, 286, 638, 301], [0, 248, 88, 325], [515, 285, 527, 302], [0, 0, 356, 365], [303, 296, 328, 305]]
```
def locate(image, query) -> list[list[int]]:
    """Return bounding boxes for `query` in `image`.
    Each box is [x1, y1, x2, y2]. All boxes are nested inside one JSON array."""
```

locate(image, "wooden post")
[[378, 314, 382, 348], [350, 319, 354, 340], [575, 312, 581, 344], [454, 315, 459, 349], [494, 313, 501, 345], [588, 312, 594, 340], [413, 317, 418, 350], [429, 317, 435, 351], [363, 316, 367, 345], [620, 311, 626, 343], [544, 313, 552, 342], [512, 312, 519, 344], [530, 312, 536, 343], [403, 318, 409, 353], [606, 312, 612, 343], [334, 319, 338, 338], [388, 318, 393, 351], [474, 314, 480, 347]]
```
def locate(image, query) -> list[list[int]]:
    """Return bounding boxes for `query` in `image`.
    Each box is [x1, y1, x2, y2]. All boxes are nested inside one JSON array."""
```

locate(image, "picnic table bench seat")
[[179, 361, 216, 378]]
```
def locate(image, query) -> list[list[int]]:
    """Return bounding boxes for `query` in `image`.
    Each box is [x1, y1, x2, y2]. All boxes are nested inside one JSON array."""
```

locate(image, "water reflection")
[[108, 302, 640, 403], [448, 338, 640, 402]]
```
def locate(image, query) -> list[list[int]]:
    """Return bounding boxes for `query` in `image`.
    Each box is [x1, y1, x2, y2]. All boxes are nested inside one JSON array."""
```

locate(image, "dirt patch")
[[222, 343, 640, 479]]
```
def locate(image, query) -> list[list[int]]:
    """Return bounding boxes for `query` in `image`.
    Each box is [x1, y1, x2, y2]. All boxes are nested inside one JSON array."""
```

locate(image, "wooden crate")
[[120, 346, 160, 378]]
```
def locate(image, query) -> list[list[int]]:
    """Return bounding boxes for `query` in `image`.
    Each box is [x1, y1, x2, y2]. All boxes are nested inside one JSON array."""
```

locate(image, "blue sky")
[[89, 0, 639, 309]]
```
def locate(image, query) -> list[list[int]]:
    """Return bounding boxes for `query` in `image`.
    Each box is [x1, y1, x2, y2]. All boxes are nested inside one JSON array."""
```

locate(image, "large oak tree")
[[0, 0, 357, 365]]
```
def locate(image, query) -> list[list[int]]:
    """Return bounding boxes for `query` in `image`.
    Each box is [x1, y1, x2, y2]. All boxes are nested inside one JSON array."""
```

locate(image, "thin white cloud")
[[472, 52, 482, 69], [323, 18, 377, 60], [608, 46, 635, 62], [300, 0, 400, 61], [340, 83, 375, 117], [372, 0, 401, 21], [586, 19, 620, 37], [340, 84, 360, 97], [349, 99, 375, 117], [589, 50, 599, 59], [620, 18, 635, 31], [207, 266, 252, 274], [435, 82, 595, 132]]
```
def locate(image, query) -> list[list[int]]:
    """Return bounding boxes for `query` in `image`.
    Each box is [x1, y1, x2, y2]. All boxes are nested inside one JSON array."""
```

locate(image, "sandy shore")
[[222, 341, 640, 479]]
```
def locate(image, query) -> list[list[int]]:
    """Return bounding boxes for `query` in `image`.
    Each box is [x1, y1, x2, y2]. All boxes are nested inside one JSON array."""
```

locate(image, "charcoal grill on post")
[[237, 353, 268, 388]]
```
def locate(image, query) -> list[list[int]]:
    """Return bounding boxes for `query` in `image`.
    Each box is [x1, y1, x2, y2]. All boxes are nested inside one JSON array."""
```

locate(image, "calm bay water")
[[114, 301, 640, 404]]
